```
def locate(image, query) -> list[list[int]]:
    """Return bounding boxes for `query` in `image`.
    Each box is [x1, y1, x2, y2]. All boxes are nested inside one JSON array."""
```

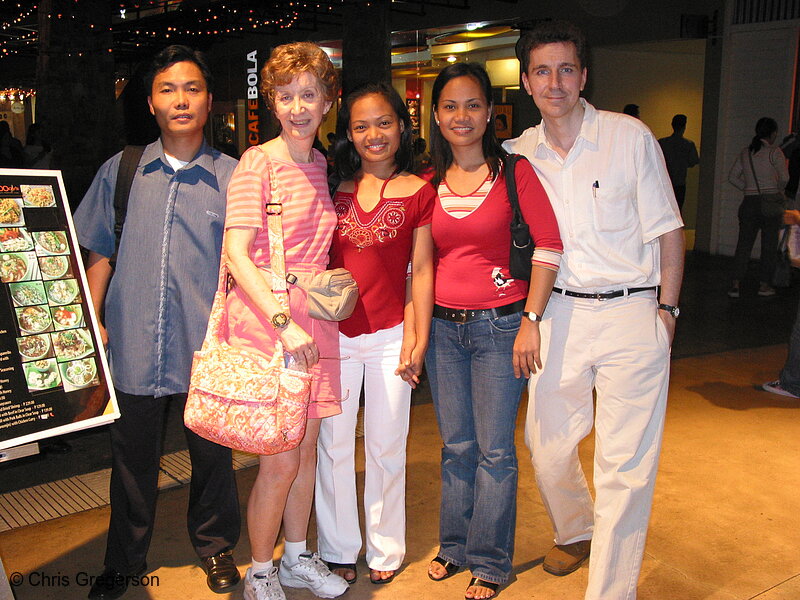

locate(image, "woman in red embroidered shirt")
[[315, 82, 435, 586], [425, 62, 563, 599]]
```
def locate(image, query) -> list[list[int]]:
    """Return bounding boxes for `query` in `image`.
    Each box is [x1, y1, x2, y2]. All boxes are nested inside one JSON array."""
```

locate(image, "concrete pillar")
[[36, 0, 118, 208], [341, 1, 392, 98]]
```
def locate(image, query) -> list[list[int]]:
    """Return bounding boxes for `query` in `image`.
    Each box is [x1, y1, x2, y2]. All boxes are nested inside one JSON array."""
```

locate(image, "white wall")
[[589, 42, 706, 229], [711, 17, 798, 256]]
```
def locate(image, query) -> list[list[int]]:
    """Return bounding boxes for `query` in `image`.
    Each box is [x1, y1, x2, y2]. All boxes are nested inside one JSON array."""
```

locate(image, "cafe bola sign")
[[246, 50, 260, 147]]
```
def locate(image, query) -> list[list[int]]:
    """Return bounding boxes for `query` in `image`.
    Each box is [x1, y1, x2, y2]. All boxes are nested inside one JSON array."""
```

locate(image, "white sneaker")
[[279, 552, 349, 598], [762, 380, 800, 398], [244, 567, 286, 600]]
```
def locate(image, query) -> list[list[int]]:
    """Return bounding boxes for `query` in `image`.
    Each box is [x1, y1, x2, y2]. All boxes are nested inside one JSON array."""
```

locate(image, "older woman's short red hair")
[[260, 42, 339, 110]]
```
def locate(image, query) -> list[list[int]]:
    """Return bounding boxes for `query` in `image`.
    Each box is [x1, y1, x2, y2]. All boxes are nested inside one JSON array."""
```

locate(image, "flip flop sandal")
[[428, 556, 460, 581], [369, 569, 396, 585], [465, 577, 499, 599], [324, 561, 357, 585]]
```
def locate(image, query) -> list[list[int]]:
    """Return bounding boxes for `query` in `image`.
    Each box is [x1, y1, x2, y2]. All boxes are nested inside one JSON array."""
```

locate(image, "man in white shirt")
[[503, 20, 685, 600]]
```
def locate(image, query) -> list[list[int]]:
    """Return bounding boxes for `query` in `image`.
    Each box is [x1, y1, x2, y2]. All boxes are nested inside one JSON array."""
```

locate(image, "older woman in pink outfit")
[[224, 42, 348, 600]]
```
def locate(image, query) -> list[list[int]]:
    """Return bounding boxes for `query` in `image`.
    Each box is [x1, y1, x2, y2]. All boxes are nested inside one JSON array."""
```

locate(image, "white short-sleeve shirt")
[[504, 100, 683, 291]]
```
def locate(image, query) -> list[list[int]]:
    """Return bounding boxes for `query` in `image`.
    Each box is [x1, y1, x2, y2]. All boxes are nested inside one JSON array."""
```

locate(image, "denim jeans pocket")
[[488, 311, 522, 333]]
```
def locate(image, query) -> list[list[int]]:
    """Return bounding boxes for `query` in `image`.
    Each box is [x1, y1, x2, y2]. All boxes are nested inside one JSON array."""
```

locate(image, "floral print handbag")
[[184, 156, 313, 455]]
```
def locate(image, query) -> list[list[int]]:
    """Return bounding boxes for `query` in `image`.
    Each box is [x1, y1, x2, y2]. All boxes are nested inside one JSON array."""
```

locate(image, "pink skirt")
[[224, 273, 342, 419]]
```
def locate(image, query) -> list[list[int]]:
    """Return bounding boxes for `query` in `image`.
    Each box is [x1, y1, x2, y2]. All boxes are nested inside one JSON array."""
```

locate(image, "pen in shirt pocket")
[[592, 180, 599, 199]]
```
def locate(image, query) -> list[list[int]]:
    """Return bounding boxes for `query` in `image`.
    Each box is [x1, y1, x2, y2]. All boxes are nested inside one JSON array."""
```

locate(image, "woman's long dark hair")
[[334, 82, 414, 181], [429, 62, 507, 186], [749, 117, 778, 154]]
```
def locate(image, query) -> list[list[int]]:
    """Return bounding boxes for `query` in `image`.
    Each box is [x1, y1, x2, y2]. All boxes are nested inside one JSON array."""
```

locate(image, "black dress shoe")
[[203, 550, 241, 593], [87, 564, 146, 600]]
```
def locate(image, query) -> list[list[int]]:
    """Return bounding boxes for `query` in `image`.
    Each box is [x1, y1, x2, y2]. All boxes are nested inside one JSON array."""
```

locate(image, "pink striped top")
[[225, 145, 336, 269], [438, 174, 494, 218]]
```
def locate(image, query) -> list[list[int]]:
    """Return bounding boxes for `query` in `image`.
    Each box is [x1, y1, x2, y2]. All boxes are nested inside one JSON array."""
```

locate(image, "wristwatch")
[[658, 303, 680, 318], [525, 311, 542, 322], [271, 312, 291, 329]]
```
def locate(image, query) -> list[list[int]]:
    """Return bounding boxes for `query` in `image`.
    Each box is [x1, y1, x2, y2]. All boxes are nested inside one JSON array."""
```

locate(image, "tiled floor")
[[2, 251, 799, 599]]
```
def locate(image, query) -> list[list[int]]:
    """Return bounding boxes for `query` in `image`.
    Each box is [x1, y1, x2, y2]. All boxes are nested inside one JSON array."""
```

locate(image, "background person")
[[315, 81, 435, 586], [222, 41, 348, 600], [425, 62, 562, 600], [727, 117, 789, 298], [658, 114, 699, 212], [505, 20, 684, 600], [75, 45, 241, 600]]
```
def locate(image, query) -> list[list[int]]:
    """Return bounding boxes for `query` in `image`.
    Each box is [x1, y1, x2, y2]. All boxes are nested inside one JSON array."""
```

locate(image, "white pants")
[[315, 323, 410, 570], [525, 292, 670, 600]]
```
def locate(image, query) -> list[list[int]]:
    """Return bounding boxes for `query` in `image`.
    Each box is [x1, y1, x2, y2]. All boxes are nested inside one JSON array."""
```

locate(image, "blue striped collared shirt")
[[74, 138, 238, 396]]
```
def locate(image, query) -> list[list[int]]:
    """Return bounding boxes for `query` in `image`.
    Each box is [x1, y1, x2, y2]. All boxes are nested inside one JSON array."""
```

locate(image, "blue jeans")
[[426, 312, 526, 585], [780, 296, 800, 396]]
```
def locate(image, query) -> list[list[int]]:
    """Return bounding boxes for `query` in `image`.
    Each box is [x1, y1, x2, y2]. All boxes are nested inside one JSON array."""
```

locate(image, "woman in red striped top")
[[425, 62, 562, 599]]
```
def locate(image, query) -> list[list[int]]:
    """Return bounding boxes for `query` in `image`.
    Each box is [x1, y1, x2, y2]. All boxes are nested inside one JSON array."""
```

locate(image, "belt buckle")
[[453, 309, 468, 324], [596, 292, 607, 301]]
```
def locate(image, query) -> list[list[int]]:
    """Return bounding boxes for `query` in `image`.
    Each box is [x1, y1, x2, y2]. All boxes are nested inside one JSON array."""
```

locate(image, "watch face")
[[272, 312, 289, 327], [672, 307, 680, 318]]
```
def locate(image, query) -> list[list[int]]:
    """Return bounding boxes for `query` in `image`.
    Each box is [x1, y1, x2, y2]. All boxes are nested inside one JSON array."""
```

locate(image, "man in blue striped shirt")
[[75, 46, 241, 600]]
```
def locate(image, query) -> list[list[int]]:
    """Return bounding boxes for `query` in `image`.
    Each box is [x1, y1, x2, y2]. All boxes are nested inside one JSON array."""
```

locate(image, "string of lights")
[[0, 1, 350, 59]]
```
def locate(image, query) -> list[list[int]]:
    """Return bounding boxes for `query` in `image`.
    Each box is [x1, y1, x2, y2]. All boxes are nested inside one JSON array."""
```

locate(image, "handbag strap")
[[261, 148, 290, 313], [747, 150, 763, 196], [504, 153, 523, 220]]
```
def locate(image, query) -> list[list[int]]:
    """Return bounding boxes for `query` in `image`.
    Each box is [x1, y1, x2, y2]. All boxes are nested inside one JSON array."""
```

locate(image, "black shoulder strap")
[[109, 145, 145, 270], [504, 153, 524, 220]]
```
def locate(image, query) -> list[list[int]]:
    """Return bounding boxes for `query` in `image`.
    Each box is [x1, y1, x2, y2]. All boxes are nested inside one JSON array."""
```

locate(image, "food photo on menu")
[[17, 332, 52, 362], [0, 250, 40, 283], [52, 328, 94, 363], [38, 254, 71, 280], [52, 304, 84, 329], [45, 278, 81, 306], [9, 280, 47, 307], [0, 227, 34, 252], [20, 184, 56, 208], [23, 357, 62, 391], [60, 357, 100, 391], [0, 196, 24, 227], [16, 303, 53, 335], [33, 230, 70, 255]]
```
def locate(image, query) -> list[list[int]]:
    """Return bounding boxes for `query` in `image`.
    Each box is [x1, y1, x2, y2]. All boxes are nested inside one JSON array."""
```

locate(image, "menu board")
[[0, 169, 118, 451]]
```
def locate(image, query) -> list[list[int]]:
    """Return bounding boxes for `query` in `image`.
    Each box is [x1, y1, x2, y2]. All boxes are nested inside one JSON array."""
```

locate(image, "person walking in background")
[[505, 20, 684, 599], [659, 114, 699, 212], [426, 62, 562, 600], [622, 103, 640, 119], [0, 120, 24, 168], [762, 208, 800, 399], [727, 117, 789, 299], [223, 42, 349, 600], [75, 45, 241, 599], [315, 81, 435, 587]]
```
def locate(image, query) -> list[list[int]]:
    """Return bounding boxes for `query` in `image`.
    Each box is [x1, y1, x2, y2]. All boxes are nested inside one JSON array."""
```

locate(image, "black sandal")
[[369, 569, 396, 585], [428, 556, 460, 581], [324, 561, 357, 585], [466, 577, 499, 599]]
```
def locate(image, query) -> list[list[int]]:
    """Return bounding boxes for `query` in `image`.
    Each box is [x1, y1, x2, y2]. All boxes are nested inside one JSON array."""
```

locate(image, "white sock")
[[251, 558, 273, 577], [283, 540, 307, 566]]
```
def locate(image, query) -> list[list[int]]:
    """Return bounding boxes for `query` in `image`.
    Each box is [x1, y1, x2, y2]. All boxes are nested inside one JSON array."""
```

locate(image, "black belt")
[[552, 286, 657, 300], [433, 299, 526, 324]]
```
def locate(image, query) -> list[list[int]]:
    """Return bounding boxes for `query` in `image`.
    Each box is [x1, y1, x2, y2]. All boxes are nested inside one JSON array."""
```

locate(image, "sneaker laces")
[[252, 567, 283, 599], [296, 552, 333, 578]]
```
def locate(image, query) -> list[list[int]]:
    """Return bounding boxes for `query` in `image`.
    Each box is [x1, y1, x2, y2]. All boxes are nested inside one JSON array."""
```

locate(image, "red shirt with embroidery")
[[329, 180, 436, 337], [432, 159, 562, 309]]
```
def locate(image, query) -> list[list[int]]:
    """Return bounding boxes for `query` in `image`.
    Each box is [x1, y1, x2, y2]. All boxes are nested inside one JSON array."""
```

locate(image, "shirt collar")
[[142, 138, 217, 178], [534, 98, 599, 158]]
